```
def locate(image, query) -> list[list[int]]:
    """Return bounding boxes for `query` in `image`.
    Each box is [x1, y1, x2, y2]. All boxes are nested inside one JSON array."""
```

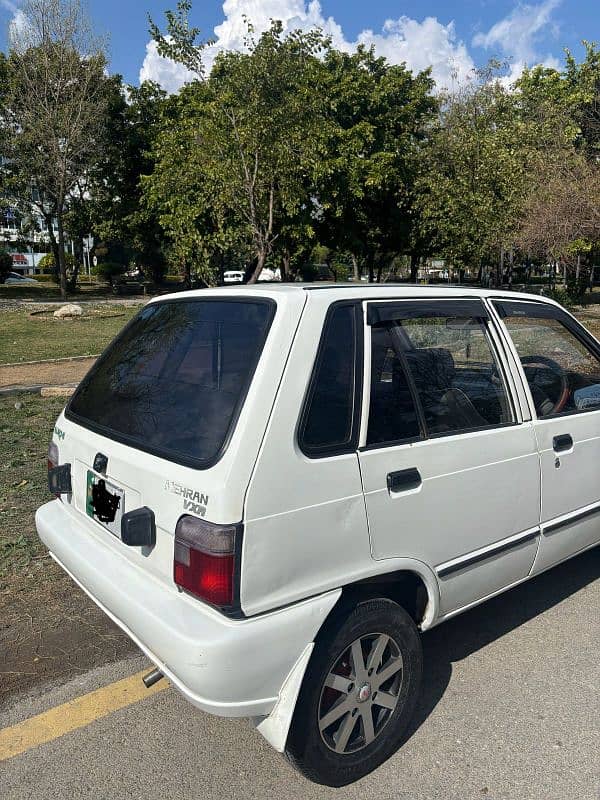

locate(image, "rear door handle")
[[553, 434, 573, 453], [387, 468, 422, 494]]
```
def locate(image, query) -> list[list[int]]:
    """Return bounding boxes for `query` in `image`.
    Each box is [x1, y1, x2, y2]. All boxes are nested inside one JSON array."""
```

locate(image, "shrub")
[[37, 252, 76, 282], [92, 262, 126, 285], [543, 281, 586, 309]]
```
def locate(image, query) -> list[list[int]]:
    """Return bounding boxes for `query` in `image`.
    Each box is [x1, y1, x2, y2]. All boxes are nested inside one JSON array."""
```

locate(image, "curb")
[[0, 383, 78, 397], [0, 354, 99, 368]]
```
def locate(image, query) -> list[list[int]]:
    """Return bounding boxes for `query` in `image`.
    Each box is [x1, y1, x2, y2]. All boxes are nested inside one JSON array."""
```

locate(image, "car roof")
[[152, 282, 557, 307]]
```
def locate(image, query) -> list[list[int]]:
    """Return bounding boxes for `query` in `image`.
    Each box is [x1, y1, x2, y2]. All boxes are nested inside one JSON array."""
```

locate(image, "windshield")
[[67, 298, 275, 468]]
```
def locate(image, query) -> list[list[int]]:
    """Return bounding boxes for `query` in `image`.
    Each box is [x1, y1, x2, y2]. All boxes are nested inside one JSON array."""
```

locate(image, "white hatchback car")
[[37, 285, 600, 786]]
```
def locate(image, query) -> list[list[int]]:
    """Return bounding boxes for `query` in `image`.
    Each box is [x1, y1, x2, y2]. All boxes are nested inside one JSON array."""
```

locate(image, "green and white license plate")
[[86, 470, 124, 538]]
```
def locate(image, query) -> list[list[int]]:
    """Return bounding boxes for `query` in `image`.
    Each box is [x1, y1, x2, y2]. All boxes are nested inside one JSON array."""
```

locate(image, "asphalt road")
[[1, 547, 599, 800]]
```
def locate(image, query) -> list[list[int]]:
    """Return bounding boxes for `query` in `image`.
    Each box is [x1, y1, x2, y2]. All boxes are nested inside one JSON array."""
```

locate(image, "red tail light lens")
[[48, 441, 60, 498], [174, 516, 241, 610]]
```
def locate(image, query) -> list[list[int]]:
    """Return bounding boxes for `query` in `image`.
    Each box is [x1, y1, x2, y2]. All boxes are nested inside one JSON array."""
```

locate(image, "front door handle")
[[387, 467, 422, 494], [553, 434, 573, 453]]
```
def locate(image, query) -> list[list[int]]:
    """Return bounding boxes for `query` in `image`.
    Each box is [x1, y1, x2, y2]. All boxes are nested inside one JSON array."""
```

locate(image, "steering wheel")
[[520, 355, 569, 416]]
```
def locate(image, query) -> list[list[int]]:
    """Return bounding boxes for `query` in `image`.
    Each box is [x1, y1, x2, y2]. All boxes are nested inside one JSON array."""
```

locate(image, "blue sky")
[[1, 0, 598, 91]]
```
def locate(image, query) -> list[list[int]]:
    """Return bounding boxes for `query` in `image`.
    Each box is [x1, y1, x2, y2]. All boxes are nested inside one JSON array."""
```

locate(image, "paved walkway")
[[0, 356, 96, 391]]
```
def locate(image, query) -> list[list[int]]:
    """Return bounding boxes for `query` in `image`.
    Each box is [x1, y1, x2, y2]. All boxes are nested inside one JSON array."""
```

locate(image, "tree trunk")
[[496, 248, 504, 288], [248, 250, 266, 284], [43, 213, 63, 295], [410, 253, 419, 283], [68, 257, 80, 293], [218, 251, 225, 286], [351, 254, 360, 282], [57, 213, 68, 300], [508, 248, 514, 289], [281, 249, 290, 282], [367, 252, 375, 283], [183, 260, 191, 290]]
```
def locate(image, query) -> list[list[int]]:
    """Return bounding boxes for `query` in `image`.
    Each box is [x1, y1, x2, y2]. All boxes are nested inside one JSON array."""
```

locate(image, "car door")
[[492, 299, 600, 573], [357, 298, 541, 617]]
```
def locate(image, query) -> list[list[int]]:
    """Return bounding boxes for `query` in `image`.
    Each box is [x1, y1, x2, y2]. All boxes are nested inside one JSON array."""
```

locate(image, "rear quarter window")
[[67, 298, 275, 468]]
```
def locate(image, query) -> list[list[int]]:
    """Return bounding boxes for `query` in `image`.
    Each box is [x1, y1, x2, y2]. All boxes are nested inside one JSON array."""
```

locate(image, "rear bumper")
[[35, 500, 341, 718]]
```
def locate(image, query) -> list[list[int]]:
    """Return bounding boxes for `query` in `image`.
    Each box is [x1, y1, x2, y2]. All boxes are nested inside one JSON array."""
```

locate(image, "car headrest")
[[401, 347, 456, 391]]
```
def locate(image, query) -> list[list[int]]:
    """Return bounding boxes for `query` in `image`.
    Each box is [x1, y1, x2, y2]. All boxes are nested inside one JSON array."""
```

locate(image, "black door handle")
[[387, 468, 422, 494], [553, 434, 573, 453]]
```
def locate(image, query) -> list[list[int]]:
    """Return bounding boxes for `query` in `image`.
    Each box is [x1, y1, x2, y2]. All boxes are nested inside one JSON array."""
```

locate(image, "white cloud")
[[473, 0, 562, 84], [356, 17, 475, 89], [139, 40, 197, 93], [139, 0, 475, 93], [0, 0, 29, 45]]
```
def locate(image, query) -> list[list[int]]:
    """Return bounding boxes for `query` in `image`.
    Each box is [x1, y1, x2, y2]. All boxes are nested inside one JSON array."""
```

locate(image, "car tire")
[[284, 597, 423, 787]]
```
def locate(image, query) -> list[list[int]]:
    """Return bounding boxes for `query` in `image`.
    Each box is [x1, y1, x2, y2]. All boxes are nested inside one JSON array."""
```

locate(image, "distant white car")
[[223, 270, 244, 284], [258, 268, 281, 282], [4, 271, 37, 285]]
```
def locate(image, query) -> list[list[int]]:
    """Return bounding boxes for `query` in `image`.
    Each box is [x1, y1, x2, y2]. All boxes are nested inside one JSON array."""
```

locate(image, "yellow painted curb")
[[0, 668, 168, 762]]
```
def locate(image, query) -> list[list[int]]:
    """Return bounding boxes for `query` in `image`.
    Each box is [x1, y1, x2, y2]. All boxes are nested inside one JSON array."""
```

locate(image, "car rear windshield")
[[67, 298, 275, 468]]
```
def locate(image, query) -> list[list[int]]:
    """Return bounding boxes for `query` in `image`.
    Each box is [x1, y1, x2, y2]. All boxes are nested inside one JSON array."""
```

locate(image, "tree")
[[148, 6, 330, 282], [316, 47, 436, 282], [517, 152, 600, 263], [2, 0, 110, 299], [89, 79, 169, 283], [416, 65, 557, 284], [516, 47, 600, 285]]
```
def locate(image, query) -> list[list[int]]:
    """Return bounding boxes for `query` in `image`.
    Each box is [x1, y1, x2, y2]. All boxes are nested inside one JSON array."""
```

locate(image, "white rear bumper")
[[35, 500, 340, 718]]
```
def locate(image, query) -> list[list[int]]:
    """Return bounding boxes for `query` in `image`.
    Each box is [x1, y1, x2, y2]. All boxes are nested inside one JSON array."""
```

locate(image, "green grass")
[[0, 394, 65, 580], [0, 305, 141, 364]]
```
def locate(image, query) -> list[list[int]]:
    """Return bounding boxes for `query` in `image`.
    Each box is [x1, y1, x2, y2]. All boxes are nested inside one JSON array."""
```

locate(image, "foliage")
[[88, 80, 169, 283], [148, 0, 209, 79], [2, 0, 111, 299], [92, 261, 126, 285], [317, 47, 436, 281], [415, 65, 556, 280], [145, 14, 331, 282], [2, 2, 600, 291], [38, 251, 76, 282]]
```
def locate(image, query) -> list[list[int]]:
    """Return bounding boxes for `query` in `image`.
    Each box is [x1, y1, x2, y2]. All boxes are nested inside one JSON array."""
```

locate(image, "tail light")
[[48, 441, 60, 498], [47, 440, 71, 497], [174, 516, 242, 611], [48, 440, 59, 473]]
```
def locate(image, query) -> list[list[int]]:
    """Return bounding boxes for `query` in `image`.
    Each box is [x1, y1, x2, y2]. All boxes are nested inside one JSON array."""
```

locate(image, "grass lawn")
[[0, 305, 141, 364], [0, 393, 65, 585], [0, 392, 136, 701]]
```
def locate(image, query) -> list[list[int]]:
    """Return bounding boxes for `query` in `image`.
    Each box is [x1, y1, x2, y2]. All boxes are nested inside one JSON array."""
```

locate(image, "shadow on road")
[[403, 545, 600, 744]]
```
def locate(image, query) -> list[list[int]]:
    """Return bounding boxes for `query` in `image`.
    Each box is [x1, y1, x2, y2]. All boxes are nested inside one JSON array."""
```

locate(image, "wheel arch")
[[317, 560, 440, 641]]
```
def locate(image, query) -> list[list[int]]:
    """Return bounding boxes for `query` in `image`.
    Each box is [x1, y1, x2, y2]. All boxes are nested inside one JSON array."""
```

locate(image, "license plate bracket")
[[86, 470, 124, 538]]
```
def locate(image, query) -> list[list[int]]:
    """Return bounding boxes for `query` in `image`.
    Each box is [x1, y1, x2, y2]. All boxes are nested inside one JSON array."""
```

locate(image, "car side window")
[[496, 302, 600, 418], [367, 302, 513, 444], [299, 303, 360, 456], [401, 316, 512, 435], [367, 326, 421, 445]]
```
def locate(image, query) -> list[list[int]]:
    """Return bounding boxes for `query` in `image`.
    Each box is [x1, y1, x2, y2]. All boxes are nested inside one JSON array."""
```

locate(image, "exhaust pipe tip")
[[142, 667, 164, 688]]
